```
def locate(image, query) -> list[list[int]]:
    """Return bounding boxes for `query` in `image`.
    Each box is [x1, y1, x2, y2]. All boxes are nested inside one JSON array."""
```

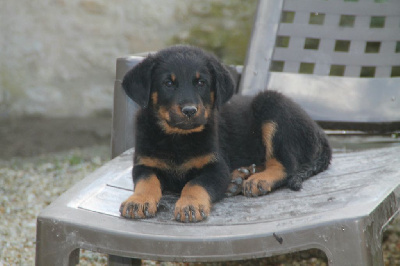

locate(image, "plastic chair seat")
[[36, 146, 400, 265]]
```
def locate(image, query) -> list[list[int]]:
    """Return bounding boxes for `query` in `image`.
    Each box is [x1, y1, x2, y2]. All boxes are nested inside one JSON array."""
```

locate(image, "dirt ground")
[[0, 116, 112, 159]]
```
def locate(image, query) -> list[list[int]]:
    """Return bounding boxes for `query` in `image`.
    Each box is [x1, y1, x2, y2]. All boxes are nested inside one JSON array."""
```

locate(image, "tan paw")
[[226, 164, 260, 197], [120, 194, 159, 219], [174, 184, 211, 223], [242, 173, 273, 197], [174, 200, 210, 223]]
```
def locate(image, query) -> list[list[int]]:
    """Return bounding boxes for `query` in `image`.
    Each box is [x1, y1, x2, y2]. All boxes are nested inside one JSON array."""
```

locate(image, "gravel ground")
[[0, 117, 399, 265], [0, 146, 110, 265]]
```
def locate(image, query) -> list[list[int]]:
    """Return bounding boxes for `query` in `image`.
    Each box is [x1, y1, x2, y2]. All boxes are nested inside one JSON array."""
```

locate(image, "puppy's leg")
[[174, 162, 230, 222], [243, 158, 286, 197], [242, 121, 287, 197], [120, 174, 162, 219]]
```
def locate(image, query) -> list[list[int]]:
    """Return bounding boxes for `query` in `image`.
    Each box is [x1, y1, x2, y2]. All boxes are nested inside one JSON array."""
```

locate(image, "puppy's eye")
[[164, 80, 173, 87], [196, 79, 206, 87]]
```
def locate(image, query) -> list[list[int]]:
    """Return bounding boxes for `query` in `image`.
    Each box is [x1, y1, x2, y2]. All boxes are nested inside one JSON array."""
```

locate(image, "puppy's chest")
[[135, 117, 218, 175], [135, 152, 217, 177]]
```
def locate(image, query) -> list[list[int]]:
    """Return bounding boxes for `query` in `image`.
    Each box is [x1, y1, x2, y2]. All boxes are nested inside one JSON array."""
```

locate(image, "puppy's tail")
[[287, 138, 332, 191]]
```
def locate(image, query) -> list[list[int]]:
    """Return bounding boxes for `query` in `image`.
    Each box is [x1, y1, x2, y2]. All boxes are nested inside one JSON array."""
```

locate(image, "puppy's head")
[[122, 45, 235, 134]]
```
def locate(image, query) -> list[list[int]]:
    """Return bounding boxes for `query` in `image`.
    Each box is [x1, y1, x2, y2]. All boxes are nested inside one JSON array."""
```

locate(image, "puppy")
[[119, 45, 331, 222]]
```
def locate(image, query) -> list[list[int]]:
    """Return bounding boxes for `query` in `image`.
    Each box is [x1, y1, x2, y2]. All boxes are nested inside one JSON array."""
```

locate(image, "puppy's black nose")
[[181, 106, 198, 118]]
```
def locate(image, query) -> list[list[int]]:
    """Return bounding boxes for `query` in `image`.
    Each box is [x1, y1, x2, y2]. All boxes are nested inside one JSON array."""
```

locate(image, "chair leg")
[[35, 218, 80, 266], [36, 241, 80, 266], [321, 223, 384, 266], [326, 242, 383, 266], [69, 249, 80, 266], [327, 194, 400, 266]]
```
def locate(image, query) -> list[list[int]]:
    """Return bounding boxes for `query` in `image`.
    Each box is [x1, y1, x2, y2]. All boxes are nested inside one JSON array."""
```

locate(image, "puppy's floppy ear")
[[207, 56, 235, 108], [122, 55, 156, 108]]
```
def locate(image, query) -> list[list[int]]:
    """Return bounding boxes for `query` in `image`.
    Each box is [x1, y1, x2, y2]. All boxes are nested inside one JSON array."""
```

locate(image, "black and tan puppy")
[[119, 45, 331, 222]]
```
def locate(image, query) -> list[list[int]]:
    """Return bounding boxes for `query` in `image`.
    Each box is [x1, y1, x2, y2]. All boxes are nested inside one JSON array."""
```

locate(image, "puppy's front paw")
[[120, 194, 159, 219], [174, 199, 210, 223], [174, 184, 211, 223]]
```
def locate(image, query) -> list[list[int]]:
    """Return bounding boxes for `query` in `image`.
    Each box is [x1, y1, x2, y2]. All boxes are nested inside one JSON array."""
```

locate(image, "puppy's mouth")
[[157, 105, 209, 134]]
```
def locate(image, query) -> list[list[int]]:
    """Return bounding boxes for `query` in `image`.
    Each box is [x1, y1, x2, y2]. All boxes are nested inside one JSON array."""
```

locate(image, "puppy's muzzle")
[[181, 105, 198, 118]]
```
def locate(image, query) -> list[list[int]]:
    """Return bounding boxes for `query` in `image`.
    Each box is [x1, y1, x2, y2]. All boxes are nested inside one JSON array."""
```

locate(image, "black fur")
[[120, 45, 332, 222]]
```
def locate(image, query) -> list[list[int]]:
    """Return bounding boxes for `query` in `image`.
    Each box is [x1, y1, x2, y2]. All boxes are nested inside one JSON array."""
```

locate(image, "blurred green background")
[[170, 0, 257, 64]]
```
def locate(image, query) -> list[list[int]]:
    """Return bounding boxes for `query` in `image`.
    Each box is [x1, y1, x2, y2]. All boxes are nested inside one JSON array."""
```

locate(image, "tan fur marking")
[[194, 104, 206, 119], [204, 105, 211, 119], [195, 71, 200, 79], [171, 73, 176, 82], [181, 153, 217, 172], [244, 158, 286, 195], [158, 106, 170, 121], [263, 158, 286, 184], [160, 121, 205, 135], [194, 104, 202, 118], [210, 92, 215, 106], [134, 174, 162, 200], [137, 153, 217, 174], [171, 104, 182, 116], [250, 159, 286, 186], [137, 156, 170, 170], [230, 164, 264, 180], [262, 122, 277, 160], [151, 92, 158, 105], [157, 103, 208, 134], [174, 184, 211, 222], [120, 174, 162, 218], [180, 184, 211, 204]]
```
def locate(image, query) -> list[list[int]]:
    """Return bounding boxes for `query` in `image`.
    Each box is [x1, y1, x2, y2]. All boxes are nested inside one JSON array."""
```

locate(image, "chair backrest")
[[112, 56, 142, 158], [240, 0, 400, 128], [112, 0, 400, 157]]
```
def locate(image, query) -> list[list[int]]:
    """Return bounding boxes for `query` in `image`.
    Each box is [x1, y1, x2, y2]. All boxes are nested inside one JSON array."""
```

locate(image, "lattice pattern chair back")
[[271, 0, 400, 78], [240, 0, 400, 127], [240, 0, 400, 94]]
